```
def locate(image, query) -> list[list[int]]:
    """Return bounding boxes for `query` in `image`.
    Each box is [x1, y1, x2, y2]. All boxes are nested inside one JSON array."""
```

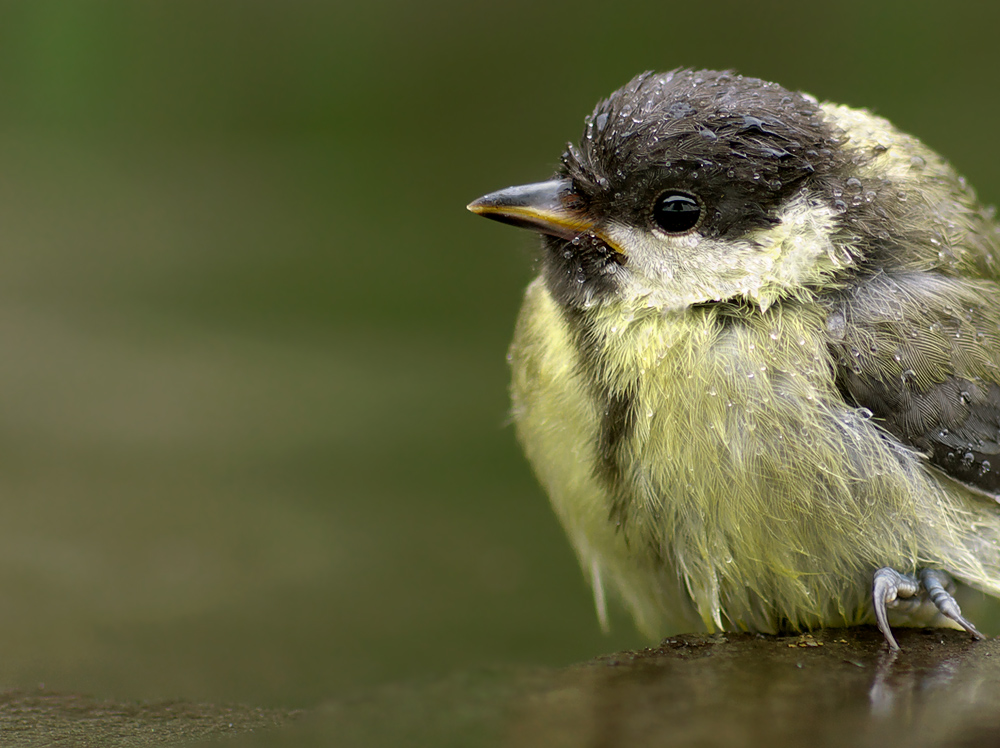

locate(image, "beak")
[[468, 178, 617, 250]]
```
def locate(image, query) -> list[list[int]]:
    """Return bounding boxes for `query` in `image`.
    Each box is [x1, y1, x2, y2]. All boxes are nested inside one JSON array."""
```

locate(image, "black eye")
[[653, 191, 701, 234]]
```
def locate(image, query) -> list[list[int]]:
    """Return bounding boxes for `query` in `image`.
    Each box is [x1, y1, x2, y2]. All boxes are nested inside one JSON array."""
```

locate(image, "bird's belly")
[[509, 279, 997, 637]]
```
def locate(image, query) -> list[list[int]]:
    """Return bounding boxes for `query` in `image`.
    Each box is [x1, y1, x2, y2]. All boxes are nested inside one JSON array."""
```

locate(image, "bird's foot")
[[872, 567, 985, 650]]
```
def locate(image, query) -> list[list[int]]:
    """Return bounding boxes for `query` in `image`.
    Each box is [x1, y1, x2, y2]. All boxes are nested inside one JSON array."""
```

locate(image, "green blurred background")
[[0, 0, 996, 713]]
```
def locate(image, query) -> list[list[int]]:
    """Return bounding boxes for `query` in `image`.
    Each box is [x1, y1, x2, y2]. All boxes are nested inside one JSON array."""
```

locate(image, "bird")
[[467, 69, 1000, 650]]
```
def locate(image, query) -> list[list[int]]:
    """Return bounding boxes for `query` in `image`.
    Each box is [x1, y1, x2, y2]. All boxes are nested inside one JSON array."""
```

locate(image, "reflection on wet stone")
[[264, 628, 1000, 748], [505, 628, 1000, 748]]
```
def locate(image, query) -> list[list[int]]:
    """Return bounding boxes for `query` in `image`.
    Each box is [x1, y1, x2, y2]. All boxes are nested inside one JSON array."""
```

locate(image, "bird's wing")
[[828, 270, 1000, 495]]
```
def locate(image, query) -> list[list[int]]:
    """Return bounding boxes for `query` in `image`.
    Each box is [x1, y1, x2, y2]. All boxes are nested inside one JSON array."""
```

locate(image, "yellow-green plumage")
[[511, 274, 1000, 636], [473, 70, 1000, 643]]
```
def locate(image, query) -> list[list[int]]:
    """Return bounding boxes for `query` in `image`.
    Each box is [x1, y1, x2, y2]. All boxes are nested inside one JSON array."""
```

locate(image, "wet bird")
[[468, 69, 1000, 649]]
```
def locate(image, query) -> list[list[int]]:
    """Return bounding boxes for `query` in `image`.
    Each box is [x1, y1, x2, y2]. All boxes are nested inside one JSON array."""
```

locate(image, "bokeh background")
[[0, 0, 996, 721]]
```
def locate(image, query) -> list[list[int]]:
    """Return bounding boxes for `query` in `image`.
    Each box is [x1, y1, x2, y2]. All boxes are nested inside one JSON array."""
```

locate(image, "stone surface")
[[232, 627, 1000, 748], [0, 689, 298, 747], [12, 627, 1000, 747]]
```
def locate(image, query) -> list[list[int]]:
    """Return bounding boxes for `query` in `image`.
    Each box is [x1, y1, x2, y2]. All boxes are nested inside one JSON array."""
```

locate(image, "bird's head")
[[470, 69, 988, 313]]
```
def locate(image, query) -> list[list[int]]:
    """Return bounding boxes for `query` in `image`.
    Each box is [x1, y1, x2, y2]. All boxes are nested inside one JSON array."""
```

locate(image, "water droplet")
[[845, 177, 863, 193], [910, 155, 926, 168], [858, 408, 873, 420], [960, 391, 972, 404], [981, 461, 992, 476], [962, 452, 975, 466]]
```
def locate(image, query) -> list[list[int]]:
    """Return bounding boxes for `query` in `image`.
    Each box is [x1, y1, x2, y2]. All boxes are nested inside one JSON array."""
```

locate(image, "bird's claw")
[[872, 567, 985, 650], [919, 568, 986, 641]]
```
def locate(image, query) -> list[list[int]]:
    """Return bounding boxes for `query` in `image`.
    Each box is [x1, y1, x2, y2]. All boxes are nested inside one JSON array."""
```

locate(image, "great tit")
[[468, 69, 1000, 650]]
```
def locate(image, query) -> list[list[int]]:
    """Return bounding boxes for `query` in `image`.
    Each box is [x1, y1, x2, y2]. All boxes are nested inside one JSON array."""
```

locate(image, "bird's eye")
[[652, 191, 701, 234]]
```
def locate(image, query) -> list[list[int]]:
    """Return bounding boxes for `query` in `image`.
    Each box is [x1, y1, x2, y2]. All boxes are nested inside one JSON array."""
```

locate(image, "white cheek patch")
[[604, 192, 846, 311], [744, 192, 849, 302]]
